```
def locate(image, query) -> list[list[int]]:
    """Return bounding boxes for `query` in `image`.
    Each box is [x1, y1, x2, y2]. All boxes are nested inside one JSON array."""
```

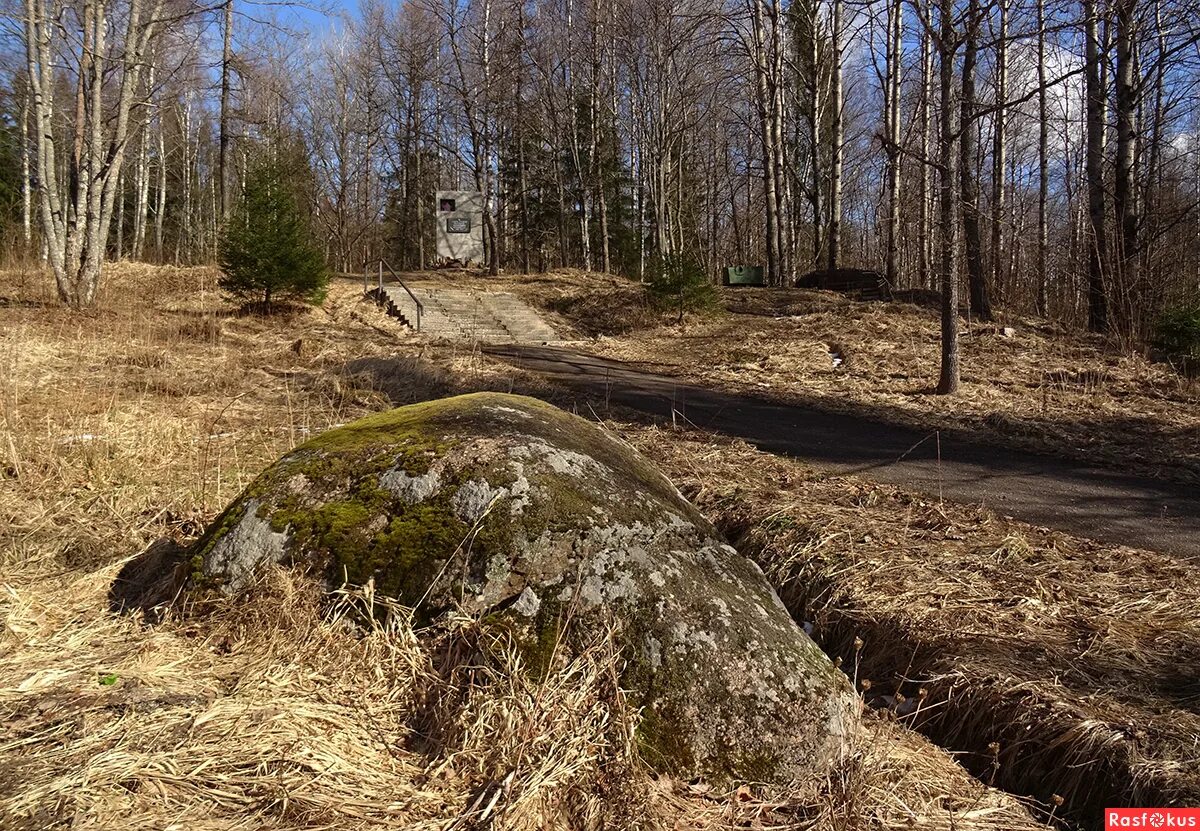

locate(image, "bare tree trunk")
[[936, 0, 960, 395], [919, 15, 932, 289], [770, 0, 790, 284], [961, 0, 991, 320], [1114, 0, 1138, 337], [155, 104, 166, 261], [180, 97, 193, 264], [416, 149, 425, 269], [884, 0, 902, 290], [21, 87, 32, 250], [597, 166, 611, 273], [635, 118, 645, 278], [600, 0, 617, 274], [750, 0, 780, 284], [219, 0, 234, 222], [556, 148, 569, 266], [1036, 0, 1049, 315], [807, 2, 823, 268], [585, 0, 604, 274], [82, 0, 105, 294], [1083, 0, 1109, 332], [115, 169, 124, 259], [481, 0, 498, 275], [991, 0, 1007, 304], [517, 122, 531, 272], [827, 0, 843, 274], [132, 64, 152, 260], [565, 0, 592, 271], [1142, 0, 1167, 317]]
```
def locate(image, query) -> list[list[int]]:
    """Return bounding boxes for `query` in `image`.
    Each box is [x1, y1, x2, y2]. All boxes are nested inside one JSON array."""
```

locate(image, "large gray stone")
[[182, 392, 857, 783]]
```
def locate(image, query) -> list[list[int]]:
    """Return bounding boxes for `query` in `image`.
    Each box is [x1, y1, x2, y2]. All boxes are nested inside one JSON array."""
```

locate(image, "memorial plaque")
[[435, 190, 485, 263]]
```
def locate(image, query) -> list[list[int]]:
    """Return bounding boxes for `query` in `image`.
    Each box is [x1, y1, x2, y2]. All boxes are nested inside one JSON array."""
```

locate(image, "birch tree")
[[23, 0, 168, 306], [1112, 0, 1138, 335]]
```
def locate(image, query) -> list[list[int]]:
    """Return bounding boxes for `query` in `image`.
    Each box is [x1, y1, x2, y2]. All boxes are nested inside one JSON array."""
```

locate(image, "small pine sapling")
[[646, 254, 716, 324], [218, 151, 328, 311]]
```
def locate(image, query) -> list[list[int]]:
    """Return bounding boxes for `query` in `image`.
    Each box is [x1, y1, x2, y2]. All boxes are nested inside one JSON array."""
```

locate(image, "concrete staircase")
[[377, 286, 558, 344]]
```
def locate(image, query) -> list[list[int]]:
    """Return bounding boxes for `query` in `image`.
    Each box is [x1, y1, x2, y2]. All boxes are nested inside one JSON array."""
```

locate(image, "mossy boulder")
[[179, 392, 857, 783]]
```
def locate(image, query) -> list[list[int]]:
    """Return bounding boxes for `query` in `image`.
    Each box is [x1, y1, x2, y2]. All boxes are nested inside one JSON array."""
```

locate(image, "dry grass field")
[[1, 264, 1043, 830], [624, 426, 1200, 827], [493, 271, 1200, 483]]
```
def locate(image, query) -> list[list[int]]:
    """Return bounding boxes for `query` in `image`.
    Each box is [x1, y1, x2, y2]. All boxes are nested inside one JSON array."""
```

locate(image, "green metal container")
[[725, 265, 765, 286]]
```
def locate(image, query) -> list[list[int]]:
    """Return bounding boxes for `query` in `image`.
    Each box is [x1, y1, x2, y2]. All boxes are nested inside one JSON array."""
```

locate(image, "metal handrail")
[[368, 258, 423, 332]]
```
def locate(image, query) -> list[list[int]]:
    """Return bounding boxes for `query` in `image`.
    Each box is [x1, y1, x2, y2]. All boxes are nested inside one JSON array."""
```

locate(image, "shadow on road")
[[484, 344, 1200, 558]]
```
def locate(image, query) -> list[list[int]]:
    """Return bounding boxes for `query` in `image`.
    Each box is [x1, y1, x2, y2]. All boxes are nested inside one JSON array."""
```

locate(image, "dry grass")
[[0, 559, 1043, 831], [2, 564, 644, 830], [622, 423, 1200, 825], [0, 263, 1045, 830], [514, 275, 1200, 483]]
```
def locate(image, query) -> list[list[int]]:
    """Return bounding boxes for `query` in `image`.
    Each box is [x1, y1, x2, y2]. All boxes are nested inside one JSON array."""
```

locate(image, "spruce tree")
[[646, 254, 716, 324], [0, 99, 21, 234], [218, 151, 327, 309]]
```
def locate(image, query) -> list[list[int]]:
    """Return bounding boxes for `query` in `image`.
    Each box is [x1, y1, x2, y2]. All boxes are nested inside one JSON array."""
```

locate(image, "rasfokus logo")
[[1107, 809, 1200, 829]]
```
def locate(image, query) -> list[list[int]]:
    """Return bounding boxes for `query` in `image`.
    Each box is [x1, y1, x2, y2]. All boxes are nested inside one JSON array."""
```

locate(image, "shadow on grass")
[[481, 344, 1200, 555]]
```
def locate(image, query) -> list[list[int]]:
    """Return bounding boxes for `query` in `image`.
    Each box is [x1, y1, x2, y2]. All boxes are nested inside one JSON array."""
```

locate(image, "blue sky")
[[280, 0, 357, 39]]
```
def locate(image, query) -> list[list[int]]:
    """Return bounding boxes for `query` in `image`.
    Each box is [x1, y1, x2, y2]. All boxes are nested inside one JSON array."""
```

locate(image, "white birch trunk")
[[24, 0, 167, 306]]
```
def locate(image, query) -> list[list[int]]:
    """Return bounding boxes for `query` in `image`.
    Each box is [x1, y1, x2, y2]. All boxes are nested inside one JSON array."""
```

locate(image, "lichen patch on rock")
[[201, 499, 289, 592], [379, 467, 442, 504], [149, 392, 857, 785]]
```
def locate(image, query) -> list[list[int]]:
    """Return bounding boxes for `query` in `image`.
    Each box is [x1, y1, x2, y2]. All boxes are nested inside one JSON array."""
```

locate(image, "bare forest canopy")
[[3, 0, 1200, 349]]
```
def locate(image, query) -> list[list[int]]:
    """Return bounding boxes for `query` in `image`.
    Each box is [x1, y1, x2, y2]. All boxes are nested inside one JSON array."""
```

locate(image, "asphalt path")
[[485, 344, 1200, 557]]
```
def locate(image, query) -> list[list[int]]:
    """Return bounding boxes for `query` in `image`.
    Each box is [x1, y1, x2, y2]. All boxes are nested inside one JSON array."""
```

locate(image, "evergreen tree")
[[218, 151, 328, 309], [646, 254, 716, 324], [0, 94, 23, 236]]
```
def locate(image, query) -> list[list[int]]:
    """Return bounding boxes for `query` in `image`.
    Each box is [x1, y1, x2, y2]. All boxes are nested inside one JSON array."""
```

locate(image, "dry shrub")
[[627, 424, 1200, 825], [105, 345, 170, 369]]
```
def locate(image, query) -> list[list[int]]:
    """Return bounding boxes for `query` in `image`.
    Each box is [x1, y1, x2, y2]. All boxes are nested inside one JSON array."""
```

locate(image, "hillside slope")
[[0, 265, 1041, 831], [494, 271, 1200, 484]]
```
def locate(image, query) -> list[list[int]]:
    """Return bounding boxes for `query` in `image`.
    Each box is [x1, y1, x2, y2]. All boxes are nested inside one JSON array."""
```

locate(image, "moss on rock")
[[169, 392, 857, 785]]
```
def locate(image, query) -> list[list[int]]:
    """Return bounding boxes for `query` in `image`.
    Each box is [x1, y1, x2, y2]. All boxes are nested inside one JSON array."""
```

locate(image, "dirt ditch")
[[626, 424, 1200, 828]]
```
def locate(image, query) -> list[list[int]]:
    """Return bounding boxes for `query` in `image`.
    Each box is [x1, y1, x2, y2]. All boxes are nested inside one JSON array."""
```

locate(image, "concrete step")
[[376, 285, 557, 344]]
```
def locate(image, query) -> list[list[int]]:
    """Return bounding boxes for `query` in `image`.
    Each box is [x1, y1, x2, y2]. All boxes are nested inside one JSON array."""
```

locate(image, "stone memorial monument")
[[435, 191, 485, 264]]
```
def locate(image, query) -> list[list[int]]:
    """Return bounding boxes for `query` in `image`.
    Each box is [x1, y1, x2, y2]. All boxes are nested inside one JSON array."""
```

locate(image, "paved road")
[[485, 344, 1200, 557]]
